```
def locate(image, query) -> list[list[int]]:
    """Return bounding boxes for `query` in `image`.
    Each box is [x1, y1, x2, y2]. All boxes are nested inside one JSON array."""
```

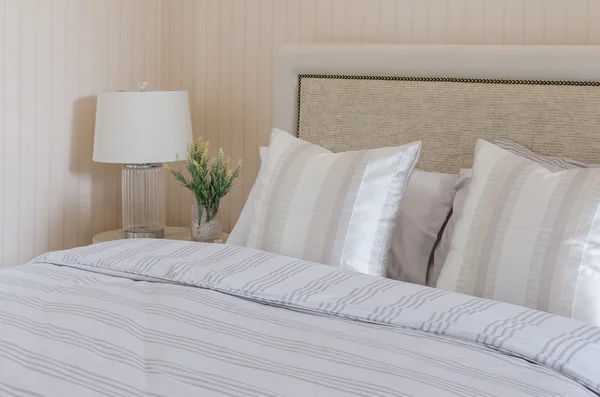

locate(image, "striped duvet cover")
[[1, 239, 599, 397]]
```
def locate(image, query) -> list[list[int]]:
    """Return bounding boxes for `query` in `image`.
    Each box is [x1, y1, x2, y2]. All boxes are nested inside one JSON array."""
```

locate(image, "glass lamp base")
[[122, 164, 166, 238]]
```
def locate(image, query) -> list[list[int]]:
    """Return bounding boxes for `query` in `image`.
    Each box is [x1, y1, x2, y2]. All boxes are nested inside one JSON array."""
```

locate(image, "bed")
[[2, 45, 600, 397]]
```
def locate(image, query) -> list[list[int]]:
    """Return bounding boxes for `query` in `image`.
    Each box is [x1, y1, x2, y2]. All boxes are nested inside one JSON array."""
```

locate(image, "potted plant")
[[166, 138, 242, 242]]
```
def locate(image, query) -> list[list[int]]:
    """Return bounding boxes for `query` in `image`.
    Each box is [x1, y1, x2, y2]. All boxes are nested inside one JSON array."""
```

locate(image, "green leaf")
[[167, 140, 242, 208]]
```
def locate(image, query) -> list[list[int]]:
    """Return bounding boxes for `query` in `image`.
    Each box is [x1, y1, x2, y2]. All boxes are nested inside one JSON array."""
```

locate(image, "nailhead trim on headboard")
[[296, 74, 600, 137]]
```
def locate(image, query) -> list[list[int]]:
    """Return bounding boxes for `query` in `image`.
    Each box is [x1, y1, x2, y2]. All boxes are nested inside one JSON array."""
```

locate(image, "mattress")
[[1, 239, 598, 396]]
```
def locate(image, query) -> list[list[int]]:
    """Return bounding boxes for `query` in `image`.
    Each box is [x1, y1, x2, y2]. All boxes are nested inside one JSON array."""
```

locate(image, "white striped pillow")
[[438, 140, 600, 326], [494, 138, 599, 169], [246, 128, 422, 276], [431, 139, 598, 288]]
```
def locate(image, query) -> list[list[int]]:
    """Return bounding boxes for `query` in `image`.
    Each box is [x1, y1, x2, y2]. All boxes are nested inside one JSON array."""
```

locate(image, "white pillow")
[[232, 150, 455, 283], [227, 147, 268, 246], [495, 138, 599, 169], [389, 170, 457, 285], [430, 138, 599, 287], [247, 128, 421, 276], [437, 140, 600, 326]]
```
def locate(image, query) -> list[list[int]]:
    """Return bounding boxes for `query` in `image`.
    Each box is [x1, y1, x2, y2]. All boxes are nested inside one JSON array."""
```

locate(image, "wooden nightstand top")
[[93, 227, 229, 244]]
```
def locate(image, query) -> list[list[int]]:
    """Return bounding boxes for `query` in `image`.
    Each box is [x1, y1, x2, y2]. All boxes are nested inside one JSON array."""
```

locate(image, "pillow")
[[494, 138, 598, 169], [389, 170, 457, 285], [429, 138, 598, 287], [247, 128, 422, 276], [428, 169, 471, 287], [227, 147, 268, 246], [232, 147, 453, 284], [437, 140, 600, 326]]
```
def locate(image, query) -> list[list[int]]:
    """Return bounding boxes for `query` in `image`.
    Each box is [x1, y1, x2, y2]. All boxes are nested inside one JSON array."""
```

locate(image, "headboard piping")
[[295, 74, 600, 137]]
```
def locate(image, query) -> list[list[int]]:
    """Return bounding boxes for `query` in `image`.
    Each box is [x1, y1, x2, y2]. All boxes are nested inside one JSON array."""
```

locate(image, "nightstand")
[[92, 227, 229, 244]]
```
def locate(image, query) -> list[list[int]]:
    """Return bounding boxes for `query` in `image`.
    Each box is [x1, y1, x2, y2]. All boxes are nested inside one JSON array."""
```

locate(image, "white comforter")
[[1, 239, 599, 397]]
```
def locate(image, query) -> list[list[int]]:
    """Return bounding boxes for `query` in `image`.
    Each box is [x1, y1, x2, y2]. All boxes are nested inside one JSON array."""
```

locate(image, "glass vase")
[[191, 203, 222, 243]]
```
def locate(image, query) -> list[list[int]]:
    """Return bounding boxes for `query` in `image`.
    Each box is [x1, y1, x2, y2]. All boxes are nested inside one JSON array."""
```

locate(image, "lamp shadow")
[[63, 96, 120, 249]]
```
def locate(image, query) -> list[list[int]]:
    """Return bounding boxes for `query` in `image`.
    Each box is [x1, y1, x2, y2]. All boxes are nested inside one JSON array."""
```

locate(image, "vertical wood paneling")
[[0, 0, 5, 265], [204, 0, 219, 158], [49, 0, 67, 252], [411, 1, 429, 44], [145, 0, 161, 85], [257, 0, 273, 149], [3, 0, 22, 267], [286, 0, 301, 43], [0, 0, 161, 267], [504, 0, 525, 44], [315, 0, 332, 42], [179, 0, 194, 227], [485, 0, 506, 44], [346, 0, 363, 42], [429, 0, 448, 44], [35, 0, 52, 256], [1, 0, 598, 267], [565, 0, 589, 44], [218, 0, 233, 229], [379, 0, 396, 41], [132, 0, 146, 81], [446, 0, 467, 43], [77, 0, 93, 248], [524, 0, 546, 44], [91, 0, 107, 239], [230, 0, 246, 232], [464, 0, 486, 43], [544, 0, 566, 44], [105, 3, 117, 233], [589, 0, 600, 44], [166, 0, 181, 227], [192, 0, 207, 179], [330, 0, 347, 41], [243, 0, 260, 210], [64, 0, 80, 251], [394, 0, 412, 42], [362, 0, 381, 43], [300, 0, 318, 43], [19, 0, 37, 262], [34, 1, 54, 255]]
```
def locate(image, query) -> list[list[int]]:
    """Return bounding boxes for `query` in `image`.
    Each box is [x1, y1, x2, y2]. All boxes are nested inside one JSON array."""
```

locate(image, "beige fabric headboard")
[[274, 45, 600, 174]]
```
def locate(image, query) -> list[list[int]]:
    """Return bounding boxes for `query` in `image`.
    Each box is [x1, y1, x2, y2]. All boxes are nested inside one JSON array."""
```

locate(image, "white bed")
[[1, 45, 600, 397]]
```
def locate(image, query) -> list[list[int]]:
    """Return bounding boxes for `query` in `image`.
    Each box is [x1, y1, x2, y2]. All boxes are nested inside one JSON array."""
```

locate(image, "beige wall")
[[161, 0, 600, 234], [1, 0, 599, 267], [0, 0, 161, 268]]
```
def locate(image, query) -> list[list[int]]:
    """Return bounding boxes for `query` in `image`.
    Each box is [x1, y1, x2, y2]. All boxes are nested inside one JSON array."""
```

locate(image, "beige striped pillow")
[[438, 140, 600, 326], [246, 128, 422, 276]]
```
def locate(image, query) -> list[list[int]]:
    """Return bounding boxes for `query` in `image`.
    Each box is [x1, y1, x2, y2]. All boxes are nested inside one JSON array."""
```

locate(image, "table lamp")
[[93, 82, 193, 239]]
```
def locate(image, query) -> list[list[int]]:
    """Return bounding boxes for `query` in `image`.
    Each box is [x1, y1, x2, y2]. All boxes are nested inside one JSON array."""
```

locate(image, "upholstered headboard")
[[274, 45, 600, 174]]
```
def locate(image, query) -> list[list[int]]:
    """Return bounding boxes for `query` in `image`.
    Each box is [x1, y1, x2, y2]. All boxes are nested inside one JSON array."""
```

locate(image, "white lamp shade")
[[93, 90, 193, 164]]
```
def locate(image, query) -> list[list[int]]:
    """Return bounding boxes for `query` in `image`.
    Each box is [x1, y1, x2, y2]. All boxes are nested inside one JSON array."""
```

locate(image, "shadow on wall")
[[52, 96, 120, 252]]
